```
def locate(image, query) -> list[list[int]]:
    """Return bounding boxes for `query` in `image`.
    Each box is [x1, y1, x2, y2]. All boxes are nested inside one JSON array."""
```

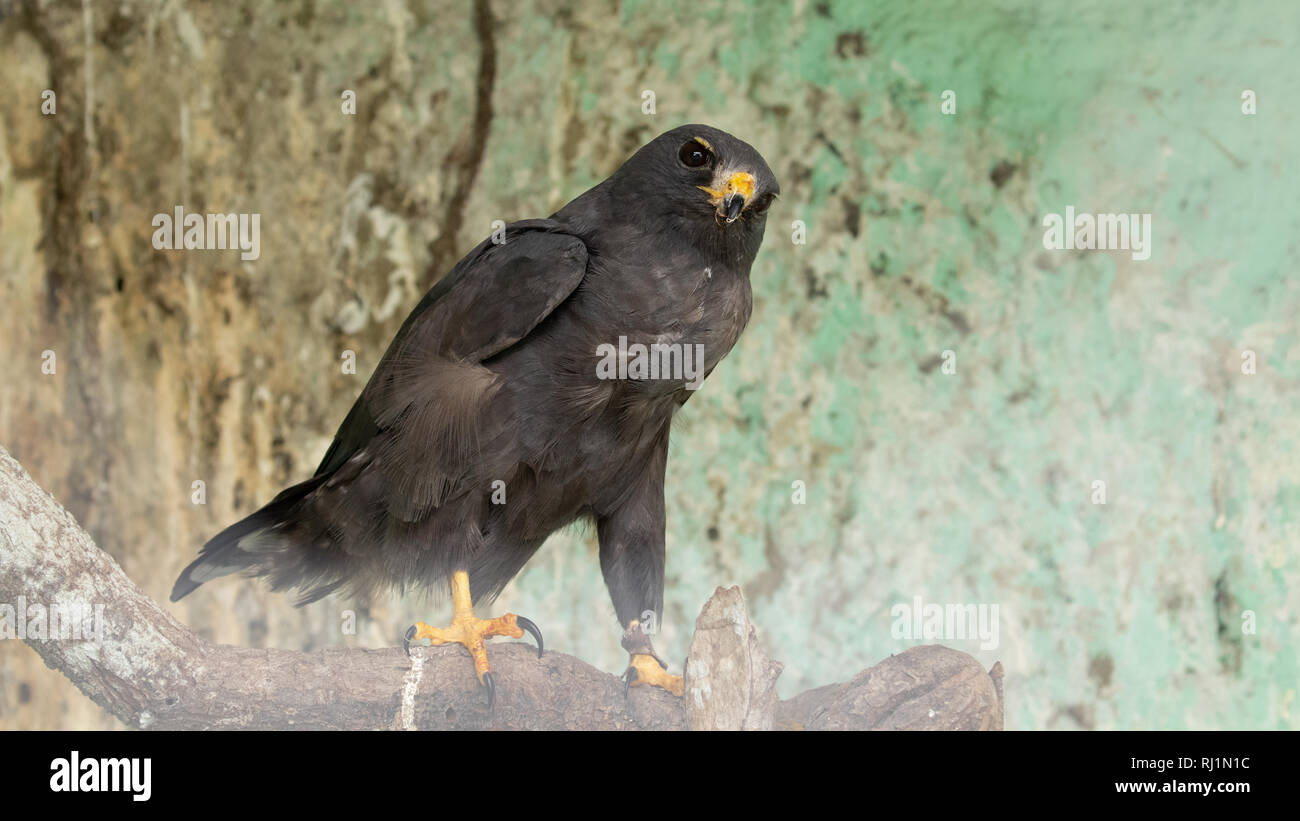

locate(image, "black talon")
[[516, 616, 544, 658], [622, 666, 637, 699], [482, 671, 496, 714], [403, 625, 416, 657]]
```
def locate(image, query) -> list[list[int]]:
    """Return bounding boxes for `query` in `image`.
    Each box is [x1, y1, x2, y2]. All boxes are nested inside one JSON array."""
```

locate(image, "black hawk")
[[172, 124, 780, 704]]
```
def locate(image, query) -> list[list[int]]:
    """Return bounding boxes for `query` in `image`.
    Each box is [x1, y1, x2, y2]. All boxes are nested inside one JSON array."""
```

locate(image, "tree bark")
[[0, 446, 1004, 730]]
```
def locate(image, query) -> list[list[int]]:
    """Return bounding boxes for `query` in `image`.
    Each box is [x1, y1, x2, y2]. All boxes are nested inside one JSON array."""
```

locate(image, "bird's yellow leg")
[[404, 571, 543, 707], [622, 619, 684, 697]]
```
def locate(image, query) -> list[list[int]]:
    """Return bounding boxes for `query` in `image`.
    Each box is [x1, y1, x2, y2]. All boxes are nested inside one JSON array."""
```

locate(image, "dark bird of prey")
[[171, 124, 780, 705]]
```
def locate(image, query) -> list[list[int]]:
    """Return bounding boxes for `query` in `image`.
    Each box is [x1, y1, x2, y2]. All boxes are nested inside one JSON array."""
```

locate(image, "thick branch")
[[0, 447, 1003, 730]]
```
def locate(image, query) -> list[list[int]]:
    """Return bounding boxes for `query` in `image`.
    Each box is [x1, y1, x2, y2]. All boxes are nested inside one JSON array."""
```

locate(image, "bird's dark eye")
[[678, 141, 714, 169], [751, 192, 775, 214]]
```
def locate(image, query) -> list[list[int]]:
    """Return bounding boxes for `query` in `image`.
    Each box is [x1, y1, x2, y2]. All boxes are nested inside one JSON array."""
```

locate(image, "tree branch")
[[0, 446, 1003, 730]]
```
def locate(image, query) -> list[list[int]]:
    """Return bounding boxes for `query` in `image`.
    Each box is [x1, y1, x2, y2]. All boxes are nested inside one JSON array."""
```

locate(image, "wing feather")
[[315, 220, 588, 478]]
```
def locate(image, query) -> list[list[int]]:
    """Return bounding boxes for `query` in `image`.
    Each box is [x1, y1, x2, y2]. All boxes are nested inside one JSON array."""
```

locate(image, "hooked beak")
[[699, 171, 757, 224], [724, 194, 745, 223]]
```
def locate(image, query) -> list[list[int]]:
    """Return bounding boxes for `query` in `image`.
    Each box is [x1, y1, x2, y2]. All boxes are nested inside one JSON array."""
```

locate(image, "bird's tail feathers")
[[169, 477, 325, 602]]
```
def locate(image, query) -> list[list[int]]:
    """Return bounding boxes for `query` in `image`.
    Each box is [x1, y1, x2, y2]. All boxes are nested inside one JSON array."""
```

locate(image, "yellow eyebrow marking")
[[692, 136, 713, 151]]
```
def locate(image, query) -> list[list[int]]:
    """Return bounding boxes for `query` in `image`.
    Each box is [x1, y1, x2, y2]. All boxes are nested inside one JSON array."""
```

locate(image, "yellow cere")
[[698, 171, 757, 205]]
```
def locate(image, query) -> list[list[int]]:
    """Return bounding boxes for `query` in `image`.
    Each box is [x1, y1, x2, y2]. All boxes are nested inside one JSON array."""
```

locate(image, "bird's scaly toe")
[[403, 612, 539, 683], [624, 653, 684, 697]]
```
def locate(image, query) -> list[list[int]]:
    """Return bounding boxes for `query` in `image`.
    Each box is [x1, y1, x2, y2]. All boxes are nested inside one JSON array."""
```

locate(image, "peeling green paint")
[[495, 0, 1299, 730]]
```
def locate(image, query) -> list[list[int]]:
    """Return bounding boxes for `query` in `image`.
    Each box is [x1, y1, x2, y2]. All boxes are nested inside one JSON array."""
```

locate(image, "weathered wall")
[[1, 0, 1295, 729]]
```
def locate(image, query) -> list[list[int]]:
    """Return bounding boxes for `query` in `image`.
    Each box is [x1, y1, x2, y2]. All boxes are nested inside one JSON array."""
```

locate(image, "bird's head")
[[602, 124, 780, 254], [671, 126, 780, 227]]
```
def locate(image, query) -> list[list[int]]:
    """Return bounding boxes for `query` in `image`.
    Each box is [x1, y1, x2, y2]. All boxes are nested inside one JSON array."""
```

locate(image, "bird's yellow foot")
[[624, 653, 685, 697], [402, 571, 543, 711], [620, 619, 683, 697]]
